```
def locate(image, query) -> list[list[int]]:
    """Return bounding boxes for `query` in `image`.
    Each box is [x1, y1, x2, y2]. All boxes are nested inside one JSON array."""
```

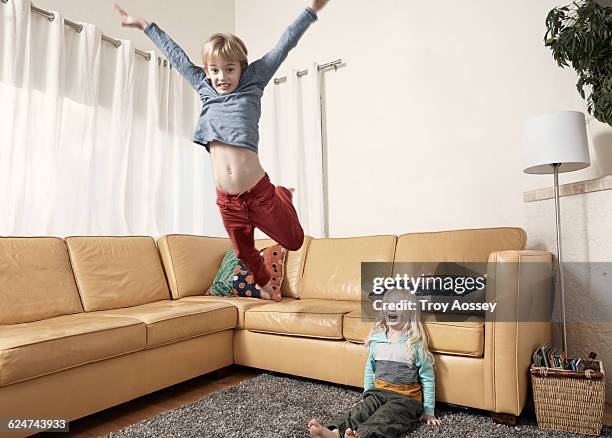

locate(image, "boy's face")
[[205, 56, 242, 95]]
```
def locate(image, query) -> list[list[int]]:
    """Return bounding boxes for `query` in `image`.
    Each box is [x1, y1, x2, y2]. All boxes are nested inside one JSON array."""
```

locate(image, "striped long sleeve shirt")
[[364, 332, 436, 416]]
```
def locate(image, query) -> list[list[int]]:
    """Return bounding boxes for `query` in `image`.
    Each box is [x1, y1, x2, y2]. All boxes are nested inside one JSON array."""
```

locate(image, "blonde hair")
[[202, 33, 248, 71], [365, 288, 435, 368]]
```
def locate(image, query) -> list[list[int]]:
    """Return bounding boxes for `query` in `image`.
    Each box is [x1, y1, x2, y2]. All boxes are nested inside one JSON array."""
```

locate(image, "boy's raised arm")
[[114, 3, 205, 89], [144, 23, 206, 89], [251, 3, 325, 87]]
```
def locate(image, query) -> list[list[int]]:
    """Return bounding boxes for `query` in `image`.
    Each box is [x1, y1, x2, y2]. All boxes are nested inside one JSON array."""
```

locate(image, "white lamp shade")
[[523, 111, 590, 174]]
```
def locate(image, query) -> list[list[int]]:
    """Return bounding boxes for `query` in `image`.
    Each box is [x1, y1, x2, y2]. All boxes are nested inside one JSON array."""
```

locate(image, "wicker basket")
[[530, 360, 605, 436]]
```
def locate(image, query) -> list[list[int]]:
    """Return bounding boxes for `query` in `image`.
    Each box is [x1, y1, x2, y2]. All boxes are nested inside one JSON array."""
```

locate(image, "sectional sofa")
[[0, 227, 552, 437]]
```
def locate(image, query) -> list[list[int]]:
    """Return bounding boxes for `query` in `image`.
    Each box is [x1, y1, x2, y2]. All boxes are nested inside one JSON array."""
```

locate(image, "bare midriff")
[[209, 140, 266, 194]]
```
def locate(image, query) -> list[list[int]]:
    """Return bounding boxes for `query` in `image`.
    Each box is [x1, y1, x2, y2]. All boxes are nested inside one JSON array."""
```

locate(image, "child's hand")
[[114, 3, 149, 31], [310, 0, 330, 13], [420, 414, 441, 425]]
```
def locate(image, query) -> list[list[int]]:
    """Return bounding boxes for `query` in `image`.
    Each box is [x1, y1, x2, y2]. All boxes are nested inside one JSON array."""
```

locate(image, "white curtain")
[[259, 62, 326, 238], [0, 0, 224, 237]]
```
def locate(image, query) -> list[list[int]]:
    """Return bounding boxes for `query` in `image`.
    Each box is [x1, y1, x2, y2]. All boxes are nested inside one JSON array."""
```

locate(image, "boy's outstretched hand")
[[311, 0, 330, 13], [114, 4, 149, 31], [420, 414, 442, 425]]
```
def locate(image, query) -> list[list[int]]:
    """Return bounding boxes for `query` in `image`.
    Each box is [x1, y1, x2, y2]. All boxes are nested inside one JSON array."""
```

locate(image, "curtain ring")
[[333, 64, 337, 72], [1, 0, 9, 4]]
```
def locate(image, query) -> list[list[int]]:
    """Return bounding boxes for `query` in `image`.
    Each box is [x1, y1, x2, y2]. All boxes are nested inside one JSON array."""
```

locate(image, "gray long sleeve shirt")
[[144, 7, 318, 153]]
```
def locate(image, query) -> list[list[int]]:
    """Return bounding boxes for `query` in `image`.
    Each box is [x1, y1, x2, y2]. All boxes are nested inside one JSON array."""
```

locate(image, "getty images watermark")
[[360, 261, 563, 323], [370, 272, 496, 313]]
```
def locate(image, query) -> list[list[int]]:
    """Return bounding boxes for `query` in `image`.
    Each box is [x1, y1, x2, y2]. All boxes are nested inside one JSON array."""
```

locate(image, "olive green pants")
[[328, 389, 423, 438]]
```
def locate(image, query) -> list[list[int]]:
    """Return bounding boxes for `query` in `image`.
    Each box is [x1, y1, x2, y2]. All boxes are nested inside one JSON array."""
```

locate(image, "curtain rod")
[[5, 1, 154, 62], [3, 1, 342, 73], [273, 59, 343, 85]]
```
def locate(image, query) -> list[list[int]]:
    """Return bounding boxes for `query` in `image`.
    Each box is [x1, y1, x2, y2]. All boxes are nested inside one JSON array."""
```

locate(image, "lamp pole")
[[552, 163, 568, 354]]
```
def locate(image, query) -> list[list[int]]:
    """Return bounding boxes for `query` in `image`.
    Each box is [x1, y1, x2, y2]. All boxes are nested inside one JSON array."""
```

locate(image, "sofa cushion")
[[0, 237, 83, 325], [343, 308, 377, 343], [0, 314, 145, 386], [255, 237, 312, 299], [301, 236, 396, 301], [343, 309, 485, 357], [245, 299, 360, 339], [394, 227, 526, 262], [206, 245, 288, 301], [181, 296, 292, 329], [65, 236, 171, 311], [93, 300, 237, 348], [157, 235, 233, 299]]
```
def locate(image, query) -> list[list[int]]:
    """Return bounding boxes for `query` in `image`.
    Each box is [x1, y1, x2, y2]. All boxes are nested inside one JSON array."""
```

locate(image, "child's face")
[[383, 292, 410, 331], [205, 56, 242, 95], [384, 307, 407, 330]]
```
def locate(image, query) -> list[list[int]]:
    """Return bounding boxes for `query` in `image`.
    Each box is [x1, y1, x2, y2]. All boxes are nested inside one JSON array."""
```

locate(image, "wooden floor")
[[36, 366, 612, 437], [38, 366, 261, 438]]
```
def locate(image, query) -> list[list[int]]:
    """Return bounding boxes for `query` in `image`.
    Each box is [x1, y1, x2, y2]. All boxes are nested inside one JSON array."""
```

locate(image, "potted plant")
[[544, 0, 612, 126]]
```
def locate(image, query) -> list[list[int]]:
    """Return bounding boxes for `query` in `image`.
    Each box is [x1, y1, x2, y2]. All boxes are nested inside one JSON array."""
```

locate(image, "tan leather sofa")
[[0, 227, 552, 437]]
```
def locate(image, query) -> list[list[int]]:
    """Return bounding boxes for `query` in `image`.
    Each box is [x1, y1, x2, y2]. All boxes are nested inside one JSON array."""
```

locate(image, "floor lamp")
[[522, 111, 590, 354]]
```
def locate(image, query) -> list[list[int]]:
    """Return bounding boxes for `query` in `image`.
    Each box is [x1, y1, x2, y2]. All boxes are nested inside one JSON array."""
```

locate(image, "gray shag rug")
[[105, 372, 611, 438]]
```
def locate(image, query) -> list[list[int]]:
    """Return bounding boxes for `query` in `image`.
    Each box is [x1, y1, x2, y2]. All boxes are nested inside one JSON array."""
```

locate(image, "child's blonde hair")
[[365, 288, 435, 368], [202, 33, 248, 71]]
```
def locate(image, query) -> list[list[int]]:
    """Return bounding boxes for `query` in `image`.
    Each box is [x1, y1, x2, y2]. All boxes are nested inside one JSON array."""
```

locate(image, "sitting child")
[[308, 288, 442, 438]]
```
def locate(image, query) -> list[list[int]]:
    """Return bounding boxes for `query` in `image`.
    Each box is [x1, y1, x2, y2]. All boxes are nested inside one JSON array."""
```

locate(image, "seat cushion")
[[343, 307, 377, 343], [245, 299, 360, 339], [343, 309, 485, 357], [93, 300, 237, 348], [0, 237, 83, 325], [0, 314, 145, 386], [181, 296, 292, 329], [65, 236, 172, 311]]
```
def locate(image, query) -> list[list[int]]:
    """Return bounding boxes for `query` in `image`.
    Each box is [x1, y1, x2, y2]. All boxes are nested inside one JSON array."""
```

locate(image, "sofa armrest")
[[483, 250, 553, 415]]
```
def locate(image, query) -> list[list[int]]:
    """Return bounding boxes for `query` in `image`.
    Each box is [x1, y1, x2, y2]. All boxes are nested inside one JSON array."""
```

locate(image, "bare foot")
[[258, 281, 275, 300], [308, 419, 339, 437], [345, 428, 357, 438]]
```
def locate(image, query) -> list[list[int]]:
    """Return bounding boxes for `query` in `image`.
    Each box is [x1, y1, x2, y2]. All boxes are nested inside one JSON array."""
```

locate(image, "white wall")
[[525, 189, 612, 401], [236, 0, 612, 404], [236, 0, 612, 237], [34, 0, 235, 64]]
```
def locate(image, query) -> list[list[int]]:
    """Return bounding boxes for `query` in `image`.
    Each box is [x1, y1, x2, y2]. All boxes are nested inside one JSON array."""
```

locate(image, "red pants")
[[216, 173, 304, 287]]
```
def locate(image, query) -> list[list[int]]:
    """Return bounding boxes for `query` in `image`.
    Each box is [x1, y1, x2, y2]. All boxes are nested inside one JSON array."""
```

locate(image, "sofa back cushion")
[[157, 235, 233, 299], [393, 227, 526, 315], [65, 236, 170, 311], [394, 227, 526, 262], [157, 234, 312, 299], [301, 235, 397, 301], [0, 237, 83, 324], [255, 236, 312, 299]]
